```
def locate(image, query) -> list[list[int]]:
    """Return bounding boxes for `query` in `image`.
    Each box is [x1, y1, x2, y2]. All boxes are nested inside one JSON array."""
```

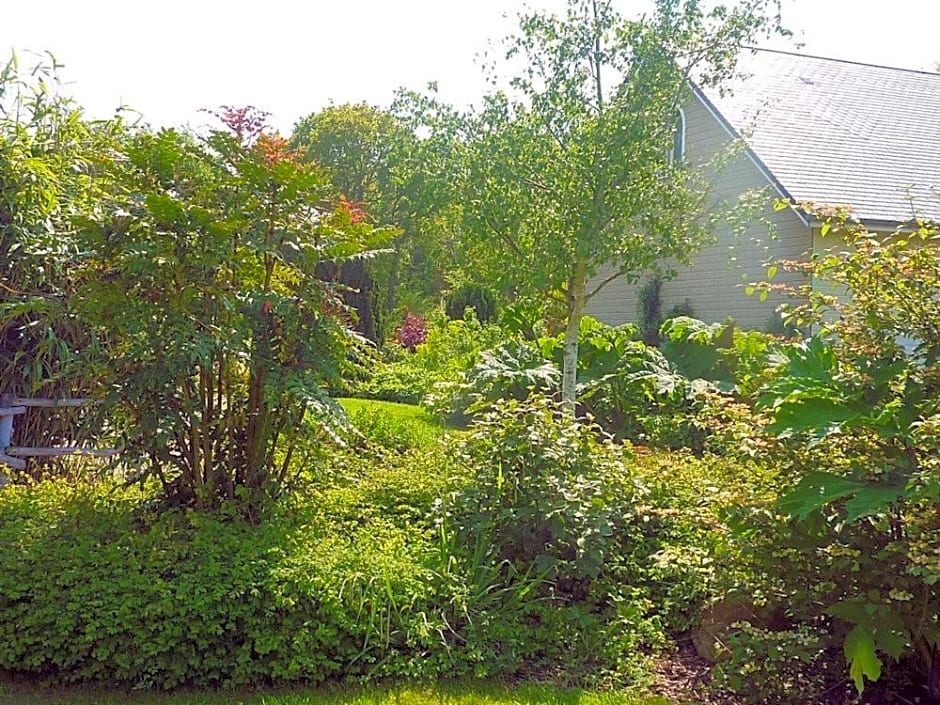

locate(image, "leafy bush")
[[427, 341, 560, 423], [723, 218, 940, 698], [445, 283, 497, 323], [446, 397, 631, 583], [0, 56, 117, 468], [0, 406, 774, 689], [0, 481, 419, 687], [395, 311, 428, 352], [711, 623, 838, 705], [666, 298, 695, 319], [0, 454, 487, 687], [2, 101, 392, 514], [660, 316, 782, 396], [576, 338, 712, 448], [439, 398, 675, 682], [659, 317, 735, 384], [354, 315, 506, 404]]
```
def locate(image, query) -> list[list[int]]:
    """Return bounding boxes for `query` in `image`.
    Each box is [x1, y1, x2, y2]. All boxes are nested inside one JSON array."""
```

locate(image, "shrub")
[[667, 298, 695, 319], [0, 419, 772, 689], [444, 283, 497, 323], [395, 311, 428, 352], [446, 397, 631, 583], [0, 447, 494, 689], [577, 339, 713, 449], [2, 104, 392, 514], [535, 316, 640, 382], [439, 398, 674, 682], [711, 623, 837, 704], [426, 340, 560, 423], [728, 217, 940, 697], [659, 316, 782, 396], [354, 315, 506, 404]]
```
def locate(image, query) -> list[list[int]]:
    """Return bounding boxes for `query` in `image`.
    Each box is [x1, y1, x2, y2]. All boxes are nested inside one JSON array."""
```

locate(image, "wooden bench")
[[0, 394, 120, 472]]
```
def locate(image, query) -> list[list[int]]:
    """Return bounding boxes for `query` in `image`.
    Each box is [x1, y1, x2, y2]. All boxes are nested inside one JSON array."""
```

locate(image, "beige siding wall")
[[585, 92, 812, 332]]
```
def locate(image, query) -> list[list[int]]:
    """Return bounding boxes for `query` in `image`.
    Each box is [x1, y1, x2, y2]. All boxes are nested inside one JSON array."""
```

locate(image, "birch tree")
[[456, 0, 787, 411]]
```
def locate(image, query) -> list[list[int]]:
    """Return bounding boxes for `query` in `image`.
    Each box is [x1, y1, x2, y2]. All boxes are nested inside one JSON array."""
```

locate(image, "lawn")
[[337, 397, 453, 451], [0, 679, 669, 705]]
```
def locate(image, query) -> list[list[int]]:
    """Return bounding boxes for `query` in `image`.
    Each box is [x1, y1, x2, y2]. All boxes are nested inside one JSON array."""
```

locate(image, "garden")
[[1, 2, 939, 704]]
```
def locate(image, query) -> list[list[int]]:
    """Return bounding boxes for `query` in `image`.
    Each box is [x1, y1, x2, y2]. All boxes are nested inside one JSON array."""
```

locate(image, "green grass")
[[338, 397, 453, 451], [0, 679, 669, 705]]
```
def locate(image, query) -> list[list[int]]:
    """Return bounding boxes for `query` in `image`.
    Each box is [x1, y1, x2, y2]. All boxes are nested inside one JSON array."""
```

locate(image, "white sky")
[[3, 1, 939, 133]]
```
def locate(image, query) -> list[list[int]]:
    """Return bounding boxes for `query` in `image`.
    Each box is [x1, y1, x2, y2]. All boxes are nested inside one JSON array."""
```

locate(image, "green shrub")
[[446, 397, 632, 583], [712, 218, 940, 699], [354, 315, 506, 404], [570, 317, 782, 450], [0, 429, 773, 690], [576, 339, 711, 449], [666, 298, 695, 319], [439, 398, 677, 683], [711, 622, 837, 704], [0, 474, 472, 688], [444, 283, 497, 324], [538, 316, 641, 379], [426, 340, 560, 423]]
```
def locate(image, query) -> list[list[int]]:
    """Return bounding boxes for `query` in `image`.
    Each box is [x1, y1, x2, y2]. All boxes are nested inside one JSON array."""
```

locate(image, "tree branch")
[[483, 215, 527, 260], [585, 267, 624, 302]]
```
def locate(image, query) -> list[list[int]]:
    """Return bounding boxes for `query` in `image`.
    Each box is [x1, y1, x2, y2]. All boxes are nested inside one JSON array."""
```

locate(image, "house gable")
[[586, 86, 811, 331]]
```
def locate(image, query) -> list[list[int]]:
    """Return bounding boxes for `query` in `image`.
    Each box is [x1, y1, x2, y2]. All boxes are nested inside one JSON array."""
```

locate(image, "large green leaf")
[[659, 316, 734, 382], [843, 482, 906, 523], [766, 396, 862, 441], [778, 472, 866, 520], [845, 624, 882, 694]]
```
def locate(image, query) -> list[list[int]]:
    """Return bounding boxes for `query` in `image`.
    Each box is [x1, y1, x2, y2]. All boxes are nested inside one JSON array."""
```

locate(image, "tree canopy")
[[421, 0, 787, 408]]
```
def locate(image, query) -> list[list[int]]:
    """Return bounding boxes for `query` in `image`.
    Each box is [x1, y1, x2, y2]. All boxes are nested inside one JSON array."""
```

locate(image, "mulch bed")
[[650, 641, 940, 705]]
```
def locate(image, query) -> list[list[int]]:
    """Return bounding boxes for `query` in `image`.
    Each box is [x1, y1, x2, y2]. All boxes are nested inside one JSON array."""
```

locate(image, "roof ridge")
[[740, 46, 940, 78]]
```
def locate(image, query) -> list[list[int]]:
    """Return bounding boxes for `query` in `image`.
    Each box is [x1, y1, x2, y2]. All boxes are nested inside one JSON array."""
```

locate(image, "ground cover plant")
[[0, 394, 770, 695]]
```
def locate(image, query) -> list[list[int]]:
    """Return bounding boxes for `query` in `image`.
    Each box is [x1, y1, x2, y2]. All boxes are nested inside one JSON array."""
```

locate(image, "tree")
[[66, 108, 391, 517], [448, 0, 786, 410], [291, 103, 460, 337]]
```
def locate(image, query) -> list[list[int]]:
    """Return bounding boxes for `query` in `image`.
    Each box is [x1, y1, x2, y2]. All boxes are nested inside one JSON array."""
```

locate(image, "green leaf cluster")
[[737, 218, 940, 697]]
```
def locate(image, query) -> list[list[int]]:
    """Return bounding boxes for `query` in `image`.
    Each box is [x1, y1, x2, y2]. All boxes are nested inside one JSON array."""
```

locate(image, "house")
[[586, 48, 940, 331]]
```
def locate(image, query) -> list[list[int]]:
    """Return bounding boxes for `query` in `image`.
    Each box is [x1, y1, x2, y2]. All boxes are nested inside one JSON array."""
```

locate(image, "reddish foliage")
[[335, 195, 369, 224], [203, 105, 269, 144], [396, 311, 428, 352], [256, 132, 301, 166]]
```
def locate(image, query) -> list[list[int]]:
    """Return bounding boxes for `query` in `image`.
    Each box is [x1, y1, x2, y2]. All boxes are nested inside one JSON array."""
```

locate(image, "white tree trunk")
[[561, 260, 587, 415]]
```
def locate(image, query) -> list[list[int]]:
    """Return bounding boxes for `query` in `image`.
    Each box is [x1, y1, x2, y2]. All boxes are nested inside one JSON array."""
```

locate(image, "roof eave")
[[811, 216, 930, 234]]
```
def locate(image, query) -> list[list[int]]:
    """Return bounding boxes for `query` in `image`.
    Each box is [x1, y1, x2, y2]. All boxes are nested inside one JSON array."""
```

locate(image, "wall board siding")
[[586, 91, 811, 332]]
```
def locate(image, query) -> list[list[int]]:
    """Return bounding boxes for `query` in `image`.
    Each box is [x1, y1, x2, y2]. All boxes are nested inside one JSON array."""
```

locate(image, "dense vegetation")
[[1, 2, 938, 703]]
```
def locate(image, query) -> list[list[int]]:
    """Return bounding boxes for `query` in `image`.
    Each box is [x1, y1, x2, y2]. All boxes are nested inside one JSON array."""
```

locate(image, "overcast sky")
[[3, 1, 939, 133]]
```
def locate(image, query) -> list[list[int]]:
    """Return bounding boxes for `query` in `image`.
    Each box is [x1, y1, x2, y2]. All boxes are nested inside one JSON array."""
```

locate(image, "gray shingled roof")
[[698, 49, 940, 225]]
